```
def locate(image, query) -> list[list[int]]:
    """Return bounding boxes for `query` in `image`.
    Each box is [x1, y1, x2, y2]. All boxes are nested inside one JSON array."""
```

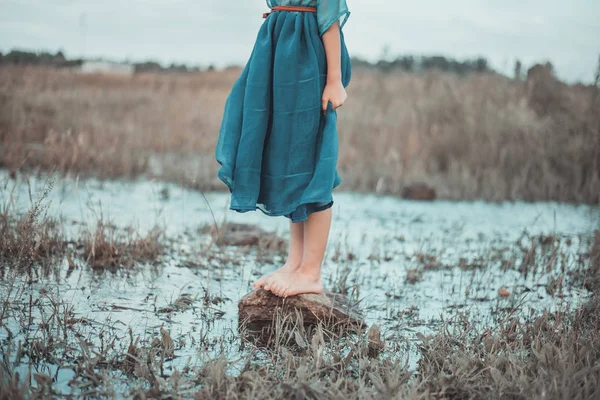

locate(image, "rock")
[[401, 184, 436, 201], [238, 288, 366, 331], [216, 223, 264, 246], [211, 223, 285, 250]]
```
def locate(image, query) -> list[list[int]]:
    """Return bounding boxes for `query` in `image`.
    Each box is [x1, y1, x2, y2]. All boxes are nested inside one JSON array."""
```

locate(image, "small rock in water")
[[215, 223, 285, 249], [402, 183, 436, 201], [217, 223, 264, 246]]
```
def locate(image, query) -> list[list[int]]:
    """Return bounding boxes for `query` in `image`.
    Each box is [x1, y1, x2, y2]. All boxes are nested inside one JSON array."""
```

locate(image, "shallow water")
[[1, 170, 598, 395]]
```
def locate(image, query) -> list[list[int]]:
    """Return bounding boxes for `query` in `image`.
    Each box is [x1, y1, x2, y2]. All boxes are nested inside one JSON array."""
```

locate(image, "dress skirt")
[[215, 9, 352, 223]]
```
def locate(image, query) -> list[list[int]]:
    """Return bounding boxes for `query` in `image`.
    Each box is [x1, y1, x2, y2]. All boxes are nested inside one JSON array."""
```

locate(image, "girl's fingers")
[[322, 98, 346, 111]]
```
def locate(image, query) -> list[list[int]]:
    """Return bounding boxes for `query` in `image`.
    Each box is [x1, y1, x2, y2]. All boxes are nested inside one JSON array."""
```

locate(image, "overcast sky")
[[1, 0, 599, 82]]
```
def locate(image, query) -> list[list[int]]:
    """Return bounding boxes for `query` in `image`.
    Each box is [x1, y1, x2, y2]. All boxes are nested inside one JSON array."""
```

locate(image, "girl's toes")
[[273, 284, 283, 296], [253, 278, 264, 289], [265, 280, 277, 292], [279, 285, 288, 297], [277, 285, 288, 297], [272, 283, 281, 296], [256, 274, 270, 287]]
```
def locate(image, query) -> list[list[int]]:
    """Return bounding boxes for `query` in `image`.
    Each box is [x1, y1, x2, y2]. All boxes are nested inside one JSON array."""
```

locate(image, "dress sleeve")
[[317, 0, 350, 36]]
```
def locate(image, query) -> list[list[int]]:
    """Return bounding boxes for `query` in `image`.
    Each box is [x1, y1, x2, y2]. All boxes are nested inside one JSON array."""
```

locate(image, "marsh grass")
[[0, 175, 598, 398], [574, 230, 600, 292], [0, 177, 168, 275], [81, 220, 165, 269], [2, 65, 598, 203], [0, 372, 32, 400], [0, 223, 599, 399], [418, 297, 600, 400], [0, 177, 65, 276], [135, 295, 600, 399]]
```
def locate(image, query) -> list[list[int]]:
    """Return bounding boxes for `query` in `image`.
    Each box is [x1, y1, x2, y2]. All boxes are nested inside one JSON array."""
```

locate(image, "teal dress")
[[215, 0, 351, 223]]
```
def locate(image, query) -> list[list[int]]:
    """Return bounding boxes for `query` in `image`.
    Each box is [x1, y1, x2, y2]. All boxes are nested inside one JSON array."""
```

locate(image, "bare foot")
[[253, 260, 300, 290], [265, 267, 323, 298]]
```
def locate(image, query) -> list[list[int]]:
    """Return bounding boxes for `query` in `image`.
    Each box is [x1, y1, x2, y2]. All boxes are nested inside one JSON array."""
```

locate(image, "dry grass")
[[0, 177, 65, 275], [81, 220, 164, 269], [0, 372, 32, 400], [417, 298, 600, 400], [1, 214, 599, 398], [0, 177, 166, 274], [1, 65, 598, 203], [584, 231, 600, 291], [3, 296, 599, 400], [340, 66, 599, 203]]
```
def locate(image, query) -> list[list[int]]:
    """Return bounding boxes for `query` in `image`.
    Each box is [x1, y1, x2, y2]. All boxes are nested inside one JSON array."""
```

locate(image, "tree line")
[[1, 49, 509, 76], [0, 50, 202, 73], [352, 55, 491, 75]]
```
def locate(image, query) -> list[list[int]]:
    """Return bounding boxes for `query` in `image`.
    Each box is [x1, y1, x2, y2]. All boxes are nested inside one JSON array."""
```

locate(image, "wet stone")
[[402, 183, 437, 201], [215, 223, 264, 246], [238, 288, 367, 331], [215, 223, 285, 249]]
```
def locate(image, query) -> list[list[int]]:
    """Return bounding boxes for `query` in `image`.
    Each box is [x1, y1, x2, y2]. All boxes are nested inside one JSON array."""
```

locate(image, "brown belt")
[[263, 6, 317, 19]]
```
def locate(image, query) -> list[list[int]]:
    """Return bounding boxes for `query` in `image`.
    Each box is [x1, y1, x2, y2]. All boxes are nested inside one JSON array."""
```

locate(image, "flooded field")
[[1, 169, 599, 398]]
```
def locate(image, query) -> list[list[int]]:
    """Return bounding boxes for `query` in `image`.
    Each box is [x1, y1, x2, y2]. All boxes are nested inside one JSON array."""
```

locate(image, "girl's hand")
[[322, 79, 347, 112]]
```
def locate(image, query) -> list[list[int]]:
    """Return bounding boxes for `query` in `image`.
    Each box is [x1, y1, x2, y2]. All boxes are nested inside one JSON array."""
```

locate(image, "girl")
[[215, 0, 351, 298]]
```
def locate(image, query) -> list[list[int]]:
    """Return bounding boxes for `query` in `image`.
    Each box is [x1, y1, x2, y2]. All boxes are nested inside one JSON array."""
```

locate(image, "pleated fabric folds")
[[215, 10, 351, 223]]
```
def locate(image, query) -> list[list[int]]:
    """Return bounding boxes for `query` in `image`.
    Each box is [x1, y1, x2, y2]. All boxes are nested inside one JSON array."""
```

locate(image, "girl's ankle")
[[282, 259, 302, 270], [296, 264, 322, 280]]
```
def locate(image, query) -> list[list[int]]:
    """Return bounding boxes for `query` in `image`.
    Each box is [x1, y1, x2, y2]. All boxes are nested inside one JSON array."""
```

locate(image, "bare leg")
[[268, 207, 331, 297], [253, 221, 304, 289]]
